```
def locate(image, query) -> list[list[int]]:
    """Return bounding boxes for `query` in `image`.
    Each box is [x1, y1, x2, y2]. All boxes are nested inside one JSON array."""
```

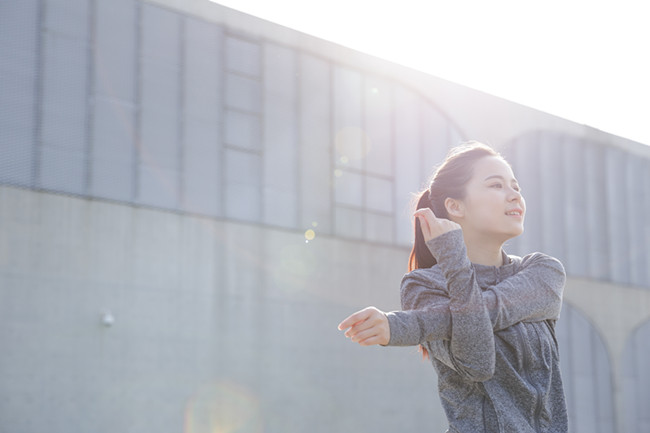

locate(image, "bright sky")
[[211, 0, 650, 146]]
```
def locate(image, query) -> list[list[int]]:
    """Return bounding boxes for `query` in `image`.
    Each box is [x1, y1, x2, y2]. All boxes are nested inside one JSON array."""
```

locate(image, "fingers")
[[337, 308, 372, 331], [414, 207, 461, 241], [414, 208, 438, 241], [414, 209, 431, 239], [338, 307, 390, 346]]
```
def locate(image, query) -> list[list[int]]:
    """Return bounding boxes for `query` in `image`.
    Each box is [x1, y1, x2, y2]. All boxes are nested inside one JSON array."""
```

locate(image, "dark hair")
[[408, 141, 502, 271]]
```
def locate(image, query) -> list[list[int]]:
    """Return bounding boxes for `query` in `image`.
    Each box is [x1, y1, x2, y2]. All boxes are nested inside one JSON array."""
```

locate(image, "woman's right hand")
[[337, 307, 390, 346], [414, 208, 461, 242]]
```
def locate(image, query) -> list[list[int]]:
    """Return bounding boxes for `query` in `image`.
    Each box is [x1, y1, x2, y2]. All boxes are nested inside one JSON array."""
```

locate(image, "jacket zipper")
[[516, 324, 544, 433]]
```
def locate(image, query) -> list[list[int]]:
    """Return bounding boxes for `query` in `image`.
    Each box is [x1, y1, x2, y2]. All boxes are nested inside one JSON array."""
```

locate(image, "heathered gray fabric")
[[386, 229, 568, 433]]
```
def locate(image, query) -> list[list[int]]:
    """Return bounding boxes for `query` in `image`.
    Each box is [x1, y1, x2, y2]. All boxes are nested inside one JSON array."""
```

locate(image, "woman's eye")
[[490, 183, 502, 188]]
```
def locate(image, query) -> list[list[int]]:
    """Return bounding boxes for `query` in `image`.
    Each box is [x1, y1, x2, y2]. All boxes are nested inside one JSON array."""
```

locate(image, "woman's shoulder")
[[400, 266, 449, 298], [402, 265, 446, 285], [512, 251, 566, 275]]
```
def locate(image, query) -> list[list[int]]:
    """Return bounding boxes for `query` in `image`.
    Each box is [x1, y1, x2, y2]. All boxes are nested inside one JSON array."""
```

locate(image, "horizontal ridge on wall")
[[0, 0, 464, 249]]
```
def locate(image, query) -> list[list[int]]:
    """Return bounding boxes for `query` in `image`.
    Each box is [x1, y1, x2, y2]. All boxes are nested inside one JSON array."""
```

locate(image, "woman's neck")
[[462, 232, 505, 267]]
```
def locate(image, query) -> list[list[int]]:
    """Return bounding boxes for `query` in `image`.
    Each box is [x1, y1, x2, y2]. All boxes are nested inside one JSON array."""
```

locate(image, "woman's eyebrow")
[[484, 174, 519, 184]]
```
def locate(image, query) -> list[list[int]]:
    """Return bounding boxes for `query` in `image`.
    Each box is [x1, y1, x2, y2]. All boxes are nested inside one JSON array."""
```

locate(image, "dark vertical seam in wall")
[[295, 51, 302, 230], [258, 40, 265, 225], [178, 15, 185, 211], [213, 24, 226, 371], [624, 153, 634, 285], [645, 162, 650, 286], [576, 139, 586, 274], [558, 135, 568, 269], [589, 325, 601, 433], [603, 146, 614, 283], [32, 0, 45, 189], [328, 63, 335, 236], [217, 28, 226, 217], [360, 74, 367, 241], [567, 307, 576, 432], [84, 0, 96, 196], [442, 115, 449, 150], [389, 82, 397, 244], [132, 0, 142, 204], [418, 92, 425, 187], [631, 337, 639, 432]]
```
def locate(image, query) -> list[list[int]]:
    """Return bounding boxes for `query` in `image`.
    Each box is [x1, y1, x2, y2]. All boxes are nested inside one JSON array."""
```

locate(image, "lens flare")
[[184, 381, 262, 433], [335, 126, 371, 162], [268, 242, 318, 296], [304, 229, 315, 241]]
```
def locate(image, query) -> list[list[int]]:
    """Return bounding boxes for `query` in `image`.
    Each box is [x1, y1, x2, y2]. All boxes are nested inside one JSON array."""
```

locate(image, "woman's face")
[[454, 156, 525, 242]]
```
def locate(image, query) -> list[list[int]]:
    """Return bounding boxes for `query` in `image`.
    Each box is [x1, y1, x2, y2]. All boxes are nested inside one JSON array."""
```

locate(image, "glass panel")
[[44, 0, 88, 39], [334, 169, 363, 207], [420, 102, 449, 175], [364, 76, 392, 176], [94, 0, 136, 101], [184, 23, 221, 121], [141, 4, 180, 64], [299, 54, 331, 233], [0, 0, 38, 186], [605, 147, 628, 283], [224, 110, 261, 150], [182, 120, 220, 216], [139, 109, 178, 170], [92, 97, 136, 160], [138, 164, 179, 209], [393, 86, 421, 245], [263, 187, 297, 228], [584, 142, 608, 280], [563, 138, 588, 276], [225, 73, 261, 113], [335, 206, 363, 239], [333, 66, 363, 170], [40, 146, 85, 195], [557, 304, 615, 433], [41, 34, 87, 151], [626, 155, 646, 286], [225, 148, 261, 188], [539, 133, 566, 263], [91, 158, 133, 202], [365, 211, 393, 244], [514, 134, 543, 254], [226, 36, 260, 76], [365, 176, 392, 214], [623, 321, 650, 432]]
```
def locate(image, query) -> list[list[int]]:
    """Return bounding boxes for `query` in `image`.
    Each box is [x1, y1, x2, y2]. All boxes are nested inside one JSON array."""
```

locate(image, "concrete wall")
[[1, 1, 650, 432], [0, 185, 444, 433]]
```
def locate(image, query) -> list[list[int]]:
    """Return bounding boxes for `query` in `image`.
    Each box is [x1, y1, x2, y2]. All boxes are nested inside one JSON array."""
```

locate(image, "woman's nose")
[[509, 188, 522, 201]]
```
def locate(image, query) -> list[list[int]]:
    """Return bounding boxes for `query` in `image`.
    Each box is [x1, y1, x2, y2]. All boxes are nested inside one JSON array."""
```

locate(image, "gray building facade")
[[1, 1, 650, 432]]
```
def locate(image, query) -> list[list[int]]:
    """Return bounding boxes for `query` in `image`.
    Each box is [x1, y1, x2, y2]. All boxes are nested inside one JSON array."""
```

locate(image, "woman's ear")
[[444, 197, 464, 219]]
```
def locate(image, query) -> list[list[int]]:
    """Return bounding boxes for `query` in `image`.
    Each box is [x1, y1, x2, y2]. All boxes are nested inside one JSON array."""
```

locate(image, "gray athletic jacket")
[[386, 229, 568, 433]]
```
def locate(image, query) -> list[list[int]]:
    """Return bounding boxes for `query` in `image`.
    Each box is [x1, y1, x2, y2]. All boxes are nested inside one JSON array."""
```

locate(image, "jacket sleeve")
[[387, 252, 566, 342], [483, 253, 565, 329], [395, 229, 495, 382]]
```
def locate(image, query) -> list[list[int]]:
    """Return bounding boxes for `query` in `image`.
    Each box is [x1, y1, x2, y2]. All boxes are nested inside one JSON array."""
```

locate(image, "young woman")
[[338, 142, 568, 433]]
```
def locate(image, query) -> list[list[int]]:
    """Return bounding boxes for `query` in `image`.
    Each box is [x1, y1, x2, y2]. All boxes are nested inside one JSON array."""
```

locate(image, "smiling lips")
[[506, 209, 524, 217]]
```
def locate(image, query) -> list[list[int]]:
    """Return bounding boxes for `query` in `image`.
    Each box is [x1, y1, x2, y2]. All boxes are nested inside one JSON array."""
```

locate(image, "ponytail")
[[408, 191, 437, 271], [407, 141, 502, 272]]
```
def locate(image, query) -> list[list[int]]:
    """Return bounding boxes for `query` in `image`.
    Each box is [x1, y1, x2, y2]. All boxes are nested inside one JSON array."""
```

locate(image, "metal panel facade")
[[1, 2, 650, 433]]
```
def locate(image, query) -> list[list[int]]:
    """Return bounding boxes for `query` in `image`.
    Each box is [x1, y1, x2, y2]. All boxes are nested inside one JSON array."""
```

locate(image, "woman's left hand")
[[414, 208, 461, 242], [337, 307, 390, 346]]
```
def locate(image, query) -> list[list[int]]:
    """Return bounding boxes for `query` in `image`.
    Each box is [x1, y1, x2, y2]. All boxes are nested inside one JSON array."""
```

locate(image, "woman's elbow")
[[454, 355, 495, 382], [463, 364, 495, 382]]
